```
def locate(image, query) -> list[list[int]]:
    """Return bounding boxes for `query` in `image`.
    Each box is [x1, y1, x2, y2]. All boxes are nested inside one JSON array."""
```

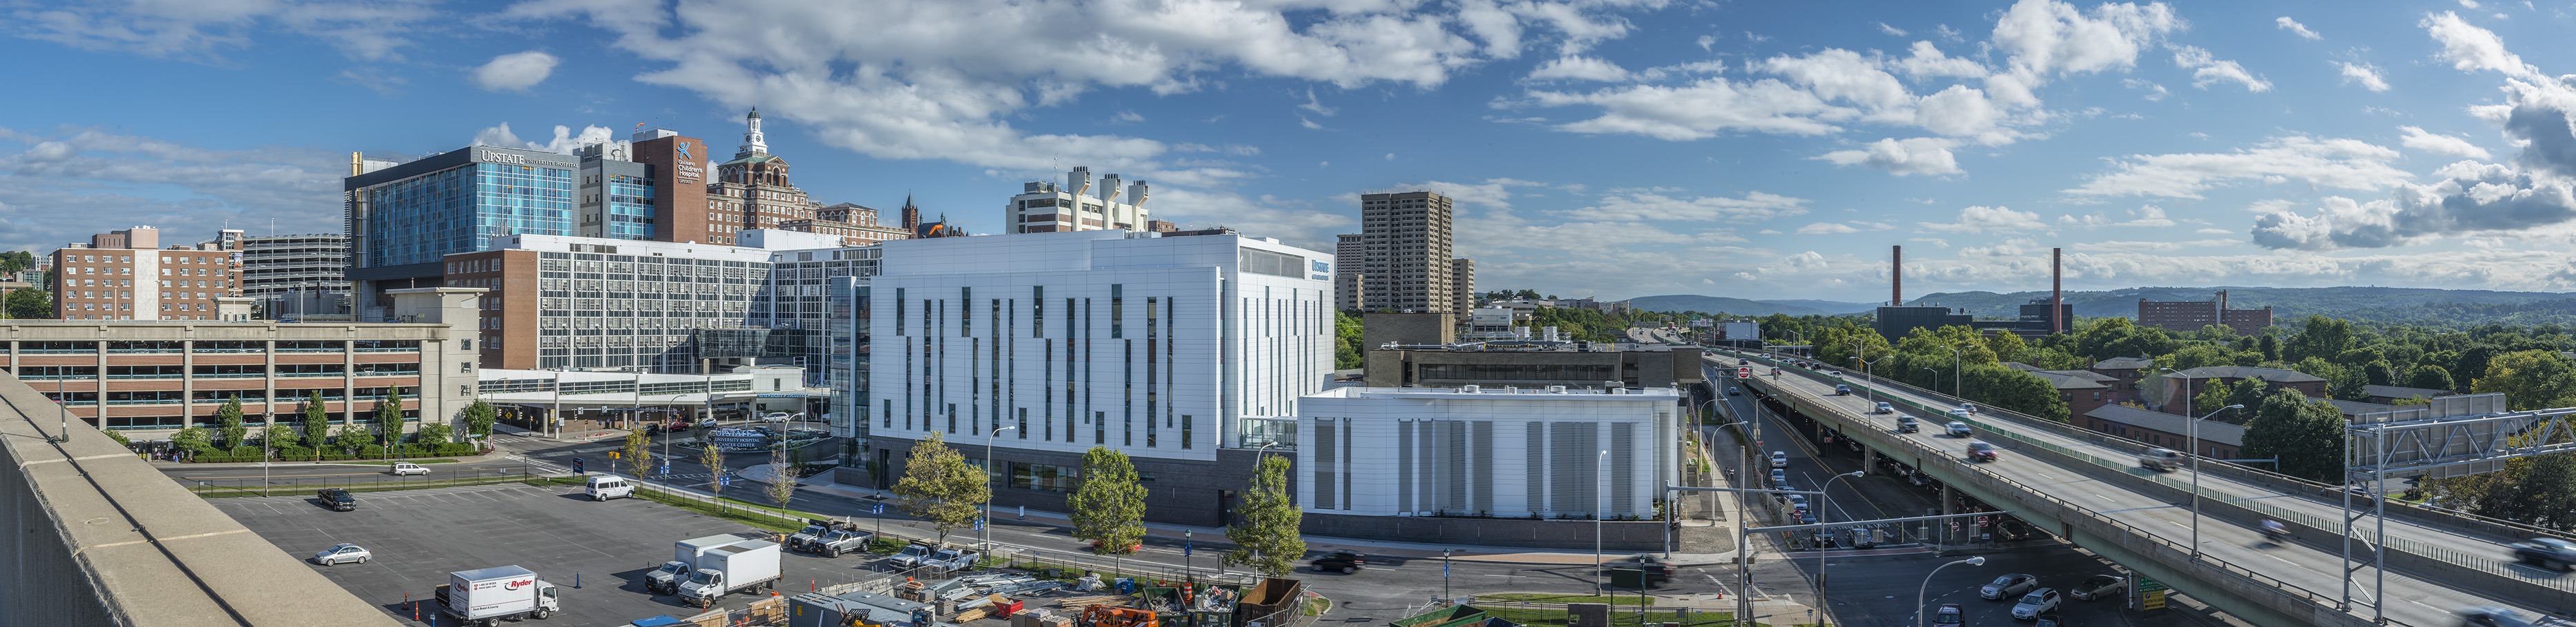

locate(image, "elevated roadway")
[[1708, 349, 2575, 627]]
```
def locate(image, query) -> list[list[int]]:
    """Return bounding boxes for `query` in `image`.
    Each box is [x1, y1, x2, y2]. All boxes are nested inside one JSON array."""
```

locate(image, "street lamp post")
[[1817, 470, 1864, 622], [1916, 557, 1987, 627], [2188, 404, 2244, 559], [1919, 368, 1939, 399], [263, 412, 274, 497], [984, 425, 1018, 550]]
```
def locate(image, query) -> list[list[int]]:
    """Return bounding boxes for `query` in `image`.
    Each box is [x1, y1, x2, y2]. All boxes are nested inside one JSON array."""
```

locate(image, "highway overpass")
[[1706, 349, 2575, 627]]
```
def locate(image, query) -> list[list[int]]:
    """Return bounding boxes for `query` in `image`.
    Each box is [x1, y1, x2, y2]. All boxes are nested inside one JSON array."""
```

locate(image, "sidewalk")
[[735, 462, 1750, 567]]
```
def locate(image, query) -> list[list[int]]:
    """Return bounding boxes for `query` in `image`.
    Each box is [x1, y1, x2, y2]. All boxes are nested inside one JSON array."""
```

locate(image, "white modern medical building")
[[1295, 385, 1682, 519], [861, 229, 1335, 525]]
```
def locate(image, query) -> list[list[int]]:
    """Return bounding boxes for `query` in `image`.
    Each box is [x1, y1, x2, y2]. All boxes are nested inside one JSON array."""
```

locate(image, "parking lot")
[[210, 483, 900, 626]]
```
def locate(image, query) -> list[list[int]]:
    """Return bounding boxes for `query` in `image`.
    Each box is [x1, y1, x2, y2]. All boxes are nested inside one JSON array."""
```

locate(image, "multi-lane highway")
[[1715, 346, 2573, 626]]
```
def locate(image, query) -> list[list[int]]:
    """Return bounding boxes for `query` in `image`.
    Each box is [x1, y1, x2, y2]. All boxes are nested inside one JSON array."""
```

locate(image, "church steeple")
[[901, 194, 921, 230], [738, 107, 768, 157]]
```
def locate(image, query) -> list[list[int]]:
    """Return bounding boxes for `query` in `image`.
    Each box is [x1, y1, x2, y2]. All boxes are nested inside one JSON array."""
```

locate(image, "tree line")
[[887, 433, 1310, 575]]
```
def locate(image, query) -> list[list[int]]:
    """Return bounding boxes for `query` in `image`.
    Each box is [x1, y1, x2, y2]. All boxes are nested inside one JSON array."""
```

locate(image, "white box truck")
[[649, 534, 746, 595], [678, 540, 783, 607], [436, 566, 559, 627]]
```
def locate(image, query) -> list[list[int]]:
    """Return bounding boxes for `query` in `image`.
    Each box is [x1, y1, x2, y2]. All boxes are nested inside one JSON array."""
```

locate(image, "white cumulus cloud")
[[1920, 206, 2046, 232], [2069, 136, 2410, 199], [1820, 137, 1963, 176], [2338, 62, 2390, 92], [2397, 126, 2493, 159], [472, 50, 561, 92], [2170, 46, 2270, 92], [2275, 17, 2320, 40]]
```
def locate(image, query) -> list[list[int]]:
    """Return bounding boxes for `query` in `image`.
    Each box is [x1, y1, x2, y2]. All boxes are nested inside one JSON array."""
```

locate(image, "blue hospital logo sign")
[[676, 141, 693, 160]]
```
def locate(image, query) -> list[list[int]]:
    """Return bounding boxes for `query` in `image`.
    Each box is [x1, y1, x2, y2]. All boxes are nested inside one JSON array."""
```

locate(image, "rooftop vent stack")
[[1069, 166, 1093, 201], [1542, 326, 1561, 341], [1893, 245, 1904, 306], [2052, 247, 2066, 335]]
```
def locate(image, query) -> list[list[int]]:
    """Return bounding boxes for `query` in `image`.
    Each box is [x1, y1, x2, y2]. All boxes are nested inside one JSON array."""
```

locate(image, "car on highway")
[[2139, 448, 2182, 472], [1958, 403, 1981, 414], [1897, 415, 1921, 432], [1931, 604, 1964, 625], [2459, 606, 2537, 627], [1606, 555, 1672, 586], [1980, 573, 2038, 599], [1873, 401, 1894, 414], [1773, 477, 1792, 492], [2509, 537, 2576, 571], [311, 543, 372, 566], [2068, 574, 2125, 601], [317, 488, 357, 512], [1309, 551, 1366, 574], [1727, 388, 1741, 396], [2010, 588, 2061, 619], [1771, 451, 1790, 468], [1946, 421, 1973, 437], [1770, 468, 1788, 484], [1784, 494, 1809, 512], [387, 461, 430, 476], [759, 412, 794, 423], [1833, 384, 1852, 395], [1968, 441, 1999, 462]]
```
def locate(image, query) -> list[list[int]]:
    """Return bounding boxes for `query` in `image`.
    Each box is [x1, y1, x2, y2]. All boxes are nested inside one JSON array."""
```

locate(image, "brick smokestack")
[[2052, 247, 2065, 334], [1892, 245, 1903, 306]]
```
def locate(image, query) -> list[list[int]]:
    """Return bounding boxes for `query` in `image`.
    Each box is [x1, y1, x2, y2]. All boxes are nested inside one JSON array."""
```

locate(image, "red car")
[[1968, 441, 1998, 462]]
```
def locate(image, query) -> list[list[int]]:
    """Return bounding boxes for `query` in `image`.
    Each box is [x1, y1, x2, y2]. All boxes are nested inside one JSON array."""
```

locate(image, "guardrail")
[[1730, 360, 2390, 626], [1716, 351, 2576, 546]]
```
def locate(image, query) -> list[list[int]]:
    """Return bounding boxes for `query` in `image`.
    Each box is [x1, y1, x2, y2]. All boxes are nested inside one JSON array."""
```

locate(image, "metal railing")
[[1728, 356, 2402, 626]]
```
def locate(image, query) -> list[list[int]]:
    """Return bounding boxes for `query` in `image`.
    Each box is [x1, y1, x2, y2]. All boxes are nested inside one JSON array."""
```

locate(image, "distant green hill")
[[1905, 286, 2576, 326], [1626, 287, 2576, 326], [1621, 295, 1872, 316]]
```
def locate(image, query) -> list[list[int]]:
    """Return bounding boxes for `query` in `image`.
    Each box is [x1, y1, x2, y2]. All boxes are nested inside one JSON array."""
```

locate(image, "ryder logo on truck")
[[504, 578, 535, 590]]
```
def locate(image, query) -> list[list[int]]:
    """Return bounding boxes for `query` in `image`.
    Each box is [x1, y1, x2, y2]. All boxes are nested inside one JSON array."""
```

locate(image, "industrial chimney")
[[1892, 245, 1904, 306], [2052, 247, 2066, 335]]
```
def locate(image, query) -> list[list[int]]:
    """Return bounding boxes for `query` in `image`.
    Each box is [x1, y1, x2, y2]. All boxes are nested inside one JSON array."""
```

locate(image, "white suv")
[[1770, 451, 1790, 468]]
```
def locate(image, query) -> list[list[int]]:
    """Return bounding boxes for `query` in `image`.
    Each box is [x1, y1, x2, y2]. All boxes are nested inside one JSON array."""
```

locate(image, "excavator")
[[1079, 606, 1159, 627]]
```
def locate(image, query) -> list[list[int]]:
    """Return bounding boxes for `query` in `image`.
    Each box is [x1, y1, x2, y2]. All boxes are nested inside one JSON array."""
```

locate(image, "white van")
[[586, 476, 634, 501], [388, 462, 430, 476]]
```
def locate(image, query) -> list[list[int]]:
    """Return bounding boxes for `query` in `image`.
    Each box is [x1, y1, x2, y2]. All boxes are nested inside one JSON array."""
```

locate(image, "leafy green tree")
[[1982, 330, 2028, 364], [1225, 454, 1306, 576], [2239, 388, 2348, 482], [373, 387, 406, 446], [4, 288, 53, 319], [462, 399, 499, 439], [170, 426, 212, 453], [415, 421, 453, 447], [2473, 350, 2576, 410], [767, 444, 799, 514], [2257, 334, 2281, 362], [1333, 311, 1364, 370], [261, 423, 297, 448], [300, 391, 332, 450], [0, 250, 34, 274], [1068, 446, 1148, 555], [214, 395, 248, 449], [892, 432, 988, 542], [2406, 364, 2455, 391], [2362, 361, 2396, 386], [2284, 315, 2357, 364], [700, 441, 726, 493], [623, 428, 651, 478]]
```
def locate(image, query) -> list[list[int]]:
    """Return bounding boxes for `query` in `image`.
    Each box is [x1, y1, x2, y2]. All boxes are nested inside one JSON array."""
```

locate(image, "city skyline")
[[8, 1, 2576, 301]]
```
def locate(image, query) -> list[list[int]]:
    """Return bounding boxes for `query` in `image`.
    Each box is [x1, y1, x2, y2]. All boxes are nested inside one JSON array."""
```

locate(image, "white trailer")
[[678, 540, 783, 607], [437, 566, 559, 627]]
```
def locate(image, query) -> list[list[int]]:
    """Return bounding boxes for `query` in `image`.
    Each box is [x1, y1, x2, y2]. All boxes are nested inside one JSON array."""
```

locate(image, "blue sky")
[[6, 0, 2576, 303]]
